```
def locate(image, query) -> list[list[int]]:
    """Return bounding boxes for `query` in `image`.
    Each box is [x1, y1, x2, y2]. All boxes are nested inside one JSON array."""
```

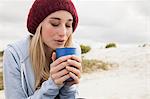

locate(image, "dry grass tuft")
[[82, 58, 117, 73]]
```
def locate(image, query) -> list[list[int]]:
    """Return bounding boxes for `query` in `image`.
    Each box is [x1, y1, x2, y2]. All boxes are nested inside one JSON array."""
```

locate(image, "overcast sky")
[[0, 0, 150, 49]]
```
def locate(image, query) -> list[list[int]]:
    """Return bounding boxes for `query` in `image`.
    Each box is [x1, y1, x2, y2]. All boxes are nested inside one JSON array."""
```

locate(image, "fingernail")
[[67, 59, 71, 62], [66, 66, 69, 69], [69, 72, 72, 74]]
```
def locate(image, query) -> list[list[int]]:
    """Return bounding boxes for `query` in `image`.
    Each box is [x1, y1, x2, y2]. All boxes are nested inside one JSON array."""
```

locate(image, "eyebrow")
[[49, 17, 73, 22]]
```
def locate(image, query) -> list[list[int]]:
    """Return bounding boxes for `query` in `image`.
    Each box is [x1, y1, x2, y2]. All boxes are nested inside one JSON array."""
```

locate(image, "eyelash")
[[51, 23, 71, 28], [51, 23, 59, 27], [66, 25, 71, 28]]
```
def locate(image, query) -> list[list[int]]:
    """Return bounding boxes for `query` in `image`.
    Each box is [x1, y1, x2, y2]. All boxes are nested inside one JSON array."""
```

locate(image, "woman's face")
[[41, 10, 73, 50]]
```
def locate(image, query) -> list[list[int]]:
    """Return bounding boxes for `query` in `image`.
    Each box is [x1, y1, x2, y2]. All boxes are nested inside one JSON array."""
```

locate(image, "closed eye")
[[66, 25, 71, 28], [66, 23, 72, 28], [51, 23, 59, 27]]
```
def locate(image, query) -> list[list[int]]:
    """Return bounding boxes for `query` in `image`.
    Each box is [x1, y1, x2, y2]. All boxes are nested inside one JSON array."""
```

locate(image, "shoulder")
[[4, 35, 31, 62]]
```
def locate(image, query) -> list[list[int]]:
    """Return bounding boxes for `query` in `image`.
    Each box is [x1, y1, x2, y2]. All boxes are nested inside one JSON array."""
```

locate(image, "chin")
[[57, 45, 65, 48], [53, 45, 64, 50]]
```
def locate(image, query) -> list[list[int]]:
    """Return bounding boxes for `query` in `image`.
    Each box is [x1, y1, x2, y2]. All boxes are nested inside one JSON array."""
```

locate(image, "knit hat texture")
[[27, 0, 78, 34]]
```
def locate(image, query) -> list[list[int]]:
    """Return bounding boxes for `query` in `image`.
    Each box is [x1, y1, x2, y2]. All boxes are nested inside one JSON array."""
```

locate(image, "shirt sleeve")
[[59, 84, 78, 99], [3, 46, 60, 99]]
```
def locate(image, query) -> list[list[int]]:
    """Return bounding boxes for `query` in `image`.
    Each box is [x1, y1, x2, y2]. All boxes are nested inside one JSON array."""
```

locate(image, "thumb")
[[52, 52, 56, 61]]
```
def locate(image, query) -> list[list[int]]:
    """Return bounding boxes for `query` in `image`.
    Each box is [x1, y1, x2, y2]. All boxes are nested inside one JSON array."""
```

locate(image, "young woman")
[[3, 0, 82, 99]]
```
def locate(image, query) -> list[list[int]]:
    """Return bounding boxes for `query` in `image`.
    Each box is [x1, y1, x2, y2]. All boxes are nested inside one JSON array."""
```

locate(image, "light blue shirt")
[[3, 35, 81, 99]]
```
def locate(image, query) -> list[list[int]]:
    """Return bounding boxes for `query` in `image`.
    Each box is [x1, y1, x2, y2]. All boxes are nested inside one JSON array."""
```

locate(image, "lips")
[[55, 39, 65, 45]]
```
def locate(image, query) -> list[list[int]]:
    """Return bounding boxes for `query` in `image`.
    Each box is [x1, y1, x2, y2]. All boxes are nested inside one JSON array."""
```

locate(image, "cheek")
[[67, 31, 72, 38], [41, 26, 55, 40], [41, 28, 55, 49]]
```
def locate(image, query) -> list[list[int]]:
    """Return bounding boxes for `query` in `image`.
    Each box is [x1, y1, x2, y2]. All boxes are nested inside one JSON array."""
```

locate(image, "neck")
[[44, 44, 53, 60]]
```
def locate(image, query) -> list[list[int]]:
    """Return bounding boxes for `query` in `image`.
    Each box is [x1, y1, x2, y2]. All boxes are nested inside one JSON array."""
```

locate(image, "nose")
[[58, 25, 67, 37]]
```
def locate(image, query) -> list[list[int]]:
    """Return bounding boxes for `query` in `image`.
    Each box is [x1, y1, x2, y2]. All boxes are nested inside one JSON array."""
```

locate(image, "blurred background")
[[0, 0, 150, 50], [0, 0, 150, 98]]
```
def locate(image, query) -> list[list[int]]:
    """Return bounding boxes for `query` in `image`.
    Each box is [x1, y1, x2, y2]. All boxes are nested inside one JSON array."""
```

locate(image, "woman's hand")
[[65, 55, 82, 85], [50, 52, 82, 86], [50, 52, 72, 85]]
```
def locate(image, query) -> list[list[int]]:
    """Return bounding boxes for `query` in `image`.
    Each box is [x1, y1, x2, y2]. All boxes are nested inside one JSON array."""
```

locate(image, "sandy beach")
[[0, 90, 4, 99], [0, 46, 150, 99], [78, 47, 150, 99]]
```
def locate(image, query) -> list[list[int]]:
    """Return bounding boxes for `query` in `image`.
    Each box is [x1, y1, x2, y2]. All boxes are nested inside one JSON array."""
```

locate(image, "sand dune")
[[78, 47, 150, 99]]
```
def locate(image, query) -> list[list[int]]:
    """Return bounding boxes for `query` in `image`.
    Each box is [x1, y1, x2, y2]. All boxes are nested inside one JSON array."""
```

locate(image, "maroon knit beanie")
[[27, 0, 78, 34]]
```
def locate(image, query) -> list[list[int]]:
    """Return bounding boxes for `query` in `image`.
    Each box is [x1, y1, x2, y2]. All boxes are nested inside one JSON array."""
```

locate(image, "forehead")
[[47, 10, 73, 20]]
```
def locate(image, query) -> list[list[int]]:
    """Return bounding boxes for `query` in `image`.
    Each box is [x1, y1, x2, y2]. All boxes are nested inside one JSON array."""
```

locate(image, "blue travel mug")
[[56, 47, 77, 82]]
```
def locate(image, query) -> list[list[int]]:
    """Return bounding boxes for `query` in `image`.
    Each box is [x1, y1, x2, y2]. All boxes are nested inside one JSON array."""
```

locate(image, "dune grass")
[[82, 58, 114, 73], [0, 72, 3, 90], [0, 53, 3, 90], [0, 51, 3, 57]]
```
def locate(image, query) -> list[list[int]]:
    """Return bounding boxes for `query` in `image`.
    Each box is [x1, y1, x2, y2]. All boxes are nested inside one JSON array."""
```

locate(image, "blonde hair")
[[29, 24, 73, 90]]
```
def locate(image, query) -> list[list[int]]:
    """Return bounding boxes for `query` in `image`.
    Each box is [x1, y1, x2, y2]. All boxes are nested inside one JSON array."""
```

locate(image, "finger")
[[67, 59, 82, 72], [55, 74, 70, 85], [52, 52, 56, 61], [65, 80, 75, 86], [51, 69, 69, 79], [50, 55, 72, 67], [69, 72, 80, 84], [71, 55, 82, 63], [66, 66, 81, 79], [50, 62, 68, 74]]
